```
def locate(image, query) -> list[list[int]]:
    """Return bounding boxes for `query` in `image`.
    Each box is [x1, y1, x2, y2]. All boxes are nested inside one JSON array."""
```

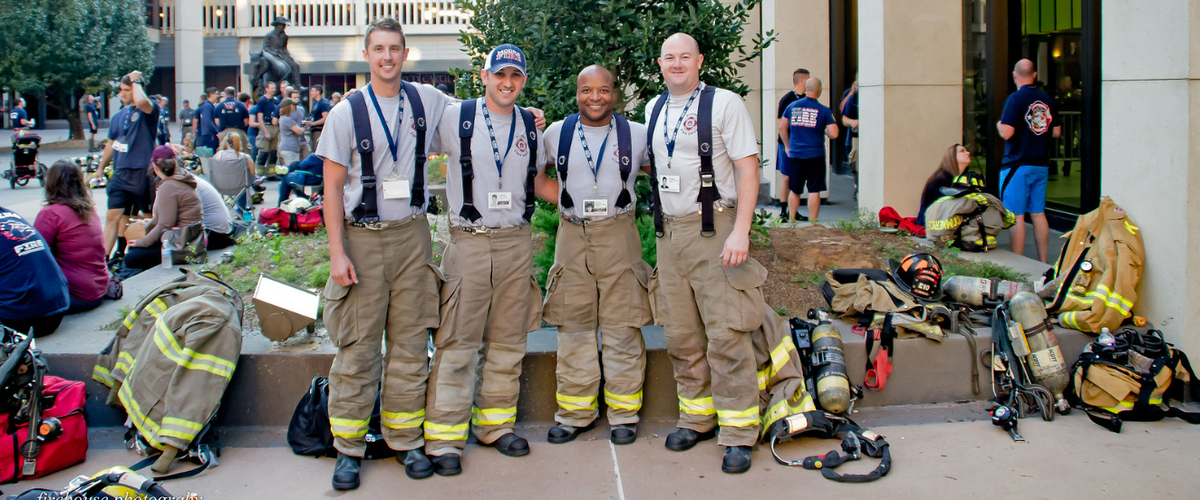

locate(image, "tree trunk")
[[53, 87, 85, 141]]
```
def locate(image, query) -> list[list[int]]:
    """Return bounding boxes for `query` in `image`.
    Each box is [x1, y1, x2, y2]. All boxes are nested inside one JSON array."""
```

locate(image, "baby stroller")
[[5, 130, 46, 189]]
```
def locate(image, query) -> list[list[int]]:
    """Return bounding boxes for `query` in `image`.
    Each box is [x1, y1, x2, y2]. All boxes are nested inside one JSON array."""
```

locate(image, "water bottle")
[[1098, 327, 1115, 347], [161, 244, 172, 269]]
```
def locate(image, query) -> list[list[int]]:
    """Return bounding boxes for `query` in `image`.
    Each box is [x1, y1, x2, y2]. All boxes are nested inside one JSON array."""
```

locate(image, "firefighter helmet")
[[889, 252, 944, 301]]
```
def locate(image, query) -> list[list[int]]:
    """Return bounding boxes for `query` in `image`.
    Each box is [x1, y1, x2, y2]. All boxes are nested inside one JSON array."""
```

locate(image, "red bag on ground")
[[879, 207, 926, 237], [258, 205, 324, 234], [0, 376, 88, 483]]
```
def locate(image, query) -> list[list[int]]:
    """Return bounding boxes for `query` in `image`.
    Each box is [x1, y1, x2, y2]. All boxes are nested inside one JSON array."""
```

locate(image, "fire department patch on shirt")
[[1025, 100, 1052, 135]]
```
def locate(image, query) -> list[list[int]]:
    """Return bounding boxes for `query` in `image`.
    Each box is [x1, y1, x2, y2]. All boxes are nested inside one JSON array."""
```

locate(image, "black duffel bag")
[[287, 376, 394, 459]]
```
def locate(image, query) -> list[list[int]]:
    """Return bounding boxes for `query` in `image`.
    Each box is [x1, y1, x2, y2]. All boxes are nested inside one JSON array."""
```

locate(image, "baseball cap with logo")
[[484, 44, 527, 75]]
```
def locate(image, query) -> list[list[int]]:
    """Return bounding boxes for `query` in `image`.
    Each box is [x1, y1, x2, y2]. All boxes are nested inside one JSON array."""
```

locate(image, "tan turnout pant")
[[323, 216, 441, 456], [543, 212, 651, 427], [654, 209, 767, 447], [424, 226, 542, 457]]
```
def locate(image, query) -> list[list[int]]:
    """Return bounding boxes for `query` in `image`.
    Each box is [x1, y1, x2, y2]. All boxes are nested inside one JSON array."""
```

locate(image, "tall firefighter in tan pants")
[[645, 33, 770, 474], [537, 65, 654, 445], [423, 44, 547, 476], [318, 18, 455, 490]]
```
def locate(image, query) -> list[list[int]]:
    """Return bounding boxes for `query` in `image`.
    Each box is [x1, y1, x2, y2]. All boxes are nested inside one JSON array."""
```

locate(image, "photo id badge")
[[488, 192, 512, 210], [582, 198, 609, 217], [382, 180, 411, 199], [659, 175, 681, 193]]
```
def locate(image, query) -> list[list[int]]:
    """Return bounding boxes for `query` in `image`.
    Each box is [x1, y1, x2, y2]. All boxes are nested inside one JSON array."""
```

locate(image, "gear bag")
[[1066, 328, 1199, 432], [1041, 197, 1145, 333], [287, 376, 395, 459], [924, 190, 1015, 252]]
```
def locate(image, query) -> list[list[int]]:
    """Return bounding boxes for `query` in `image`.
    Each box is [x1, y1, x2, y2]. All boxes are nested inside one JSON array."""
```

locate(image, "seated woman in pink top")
[[34, 160, 111, 313]]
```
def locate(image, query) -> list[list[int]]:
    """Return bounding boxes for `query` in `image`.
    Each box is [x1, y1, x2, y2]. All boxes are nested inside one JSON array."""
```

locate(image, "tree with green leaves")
[[453, 0, 772, 122], [451, 0, 772, 286], [0, 0, 153, 138]]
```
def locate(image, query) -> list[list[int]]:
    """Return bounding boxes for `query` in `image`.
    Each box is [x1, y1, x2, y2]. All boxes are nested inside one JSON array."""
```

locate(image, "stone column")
[[760, 0, 831, 201], [236, 0, 251, 91], [857, 0, 962, 216], [175, 0, 206, 111], [1100, 0, 1200, 354]]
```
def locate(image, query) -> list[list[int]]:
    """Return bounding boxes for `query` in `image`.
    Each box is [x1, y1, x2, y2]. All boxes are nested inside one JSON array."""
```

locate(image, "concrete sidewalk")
[[8, 411, 1198, 499]]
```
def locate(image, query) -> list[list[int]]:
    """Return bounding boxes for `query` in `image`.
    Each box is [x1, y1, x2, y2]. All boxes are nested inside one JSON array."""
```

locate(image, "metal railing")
[[157, 0, 470, 36], [1050, 111, 1081, 163]]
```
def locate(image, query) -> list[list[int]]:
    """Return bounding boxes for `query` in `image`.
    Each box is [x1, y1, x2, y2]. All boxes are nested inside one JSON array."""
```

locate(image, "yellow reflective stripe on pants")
[[92, 365, 113, 385], [770, 336, 797, 378], [381, 409, 426, 430], [424, 421, 469, 441], [556, 393, 598, 411], [116, 360, 164, 450], [124, 297, 169, 330], [717, 407, 759, 428], [152, 319, 236, 380], [756, 368, 770, 391], [471, 406, 517, 426], [603, 390, 643, 411], [1059, 311, 1080, 331], [678, 395, 716, 416], [1094, 284, 1133, 316], [329, 417, 370, 439], [160, 416, 203, 442]]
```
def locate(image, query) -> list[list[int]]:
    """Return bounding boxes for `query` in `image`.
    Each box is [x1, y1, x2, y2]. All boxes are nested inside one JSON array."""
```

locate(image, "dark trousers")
[[124, 242, 164, 270], [1, 313, 65, 338], [207, 230, 237, 250]]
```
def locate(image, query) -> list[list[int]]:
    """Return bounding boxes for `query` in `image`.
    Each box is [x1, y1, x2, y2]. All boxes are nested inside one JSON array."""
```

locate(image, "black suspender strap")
[[555, 113, 579, 210], [645, 93, 669, 237], [519, 107, 538, 223], [614, 114, 634, 210], [347, 91, 378, 222], [402, 81, 428, 209], [457, 100, 482, 223], [696, 86, 719, 237]]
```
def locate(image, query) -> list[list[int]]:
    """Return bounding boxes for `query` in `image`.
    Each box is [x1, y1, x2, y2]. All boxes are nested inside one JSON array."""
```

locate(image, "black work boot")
[[397, 448, 433, 480], [331, 453, 362, 490], [664, 427, 717, 451], [481, 432, 530, 457], [722, 446, 752, 473], [431, 453, 462, 476], [610, 424, 637, 445], [547, 422, 595, 444]]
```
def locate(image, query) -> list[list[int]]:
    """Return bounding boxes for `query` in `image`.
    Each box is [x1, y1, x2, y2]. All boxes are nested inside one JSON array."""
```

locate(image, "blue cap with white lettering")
[[484, 44, 527, 75]]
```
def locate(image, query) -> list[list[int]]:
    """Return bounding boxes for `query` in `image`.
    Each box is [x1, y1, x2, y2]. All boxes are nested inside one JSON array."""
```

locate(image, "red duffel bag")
[[0, 376, 88, 483], [258, 204, 324, 234]]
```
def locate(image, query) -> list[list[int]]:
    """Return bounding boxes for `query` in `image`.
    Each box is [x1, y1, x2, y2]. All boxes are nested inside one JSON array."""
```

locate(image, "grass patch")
[[101, 305, 132, 331], [830, 208, 879, 233], [772, 306, 791, 317], [787, 270, 826, 289], [204, 229, 332, 297]]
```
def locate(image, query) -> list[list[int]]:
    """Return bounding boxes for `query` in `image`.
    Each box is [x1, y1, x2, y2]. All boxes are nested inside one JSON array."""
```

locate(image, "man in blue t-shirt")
[[8, 98, 32, 129], [255, 82, 279, 170], [216, 87, 249, 132], [308, 84, 332, 149], [779, 77, 839, 222], [85, 95, 101, 151], [774, 69, 809, 218], [95, 71, 161, 261], [155, 95, 171, 146], [997, 59, 1061, 263], [195, 87, 220, 153], [0, 208, 70, 337]]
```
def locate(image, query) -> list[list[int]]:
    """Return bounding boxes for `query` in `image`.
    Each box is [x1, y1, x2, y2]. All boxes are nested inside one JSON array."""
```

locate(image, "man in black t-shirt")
[[775, 68, 809, 218], [997, 59, 1061, 262]]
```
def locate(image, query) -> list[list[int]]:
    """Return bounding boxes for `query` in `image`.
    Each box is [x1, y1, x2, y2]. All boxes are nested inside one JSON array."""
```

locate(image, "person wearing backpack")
[[996, 59, 1061, 262], [316, 17, 456, 490]]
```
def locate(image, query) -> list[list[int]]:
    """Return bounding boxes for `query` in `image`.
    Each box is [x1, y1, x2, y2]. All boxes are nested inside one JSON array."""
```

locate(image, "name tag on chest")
[[382, 180, 411, 199], [488, 192, 512, 210], [112, 141, 129, 153], [659, 175, 681, 193], [582, 199, 609, 217]]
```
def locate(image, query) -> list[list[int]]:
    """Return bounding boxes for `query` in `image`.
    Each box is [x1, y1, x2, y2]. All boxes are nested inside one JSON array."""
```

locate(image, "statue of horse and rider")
[[249, 17, 301, 96]]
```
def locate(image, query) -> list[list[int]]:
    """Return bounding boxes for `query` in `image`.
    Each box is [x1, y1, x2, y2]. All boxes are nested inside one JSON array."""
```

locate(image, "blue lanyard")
[[663, 85, 701, 159], [481, 102, 517, 178], [576, 119, 612, 182], [366, 84, 405, 162]]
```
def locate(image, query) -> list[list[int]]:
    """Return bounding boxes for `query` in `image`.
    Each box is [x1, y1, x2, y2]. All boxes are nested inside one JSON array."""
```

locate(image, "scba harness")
[[555, 113, 634, 211], [766, 410, 892, 483], [646, 85, 720, 237], [457, 100, 539, 224], [346, 81, 429, 222]]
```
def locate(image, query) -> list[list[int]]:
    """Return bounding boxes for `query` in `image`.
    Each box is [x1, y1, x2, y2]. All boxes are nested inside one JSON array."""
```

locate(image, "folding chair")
[[208, 155, 253, 219]]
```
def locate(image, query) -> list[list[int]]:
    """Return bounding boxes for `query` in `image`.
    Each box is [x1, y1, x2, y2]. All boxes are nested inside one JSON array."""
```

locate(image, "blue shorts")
[[999, 165, 1048, 215], [775, 143, 795, 176]]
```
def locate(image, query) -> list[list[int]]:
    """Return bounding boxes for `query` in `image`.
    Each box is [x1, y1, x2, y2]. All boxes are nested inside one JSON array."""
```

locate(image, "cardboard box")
[[252, 275, 320, 341]]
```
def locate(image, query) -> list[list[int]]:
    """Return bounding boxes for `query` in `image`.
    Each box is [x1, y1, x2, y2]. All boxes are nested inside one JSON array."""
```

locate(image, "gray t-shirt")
[[644, 83, 759, 217], [291, 109, 307, 145], [435, 100, 547, 228], [192, 176, 232, 235], [316, 82, 454, 221], [544, 118, 650, 220], [279, 114, 301, 153]]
